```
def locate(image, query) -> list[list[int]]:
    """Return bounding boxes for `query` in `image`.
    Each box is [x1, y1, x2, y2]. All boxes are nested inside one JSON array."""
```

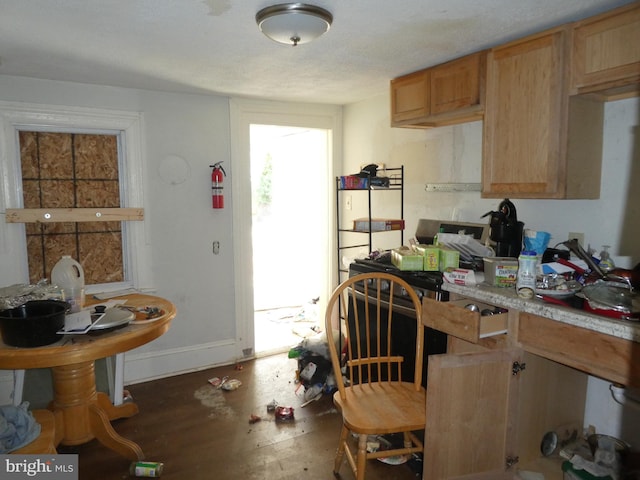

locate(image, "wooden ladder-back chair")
[[325, 272, 426, 480]]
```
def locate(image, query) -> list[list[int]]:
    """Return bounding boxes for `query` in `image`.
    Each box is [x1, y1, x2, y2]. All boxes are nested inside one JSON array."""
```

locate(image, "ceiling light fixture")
[[256, 3, 333, 46]]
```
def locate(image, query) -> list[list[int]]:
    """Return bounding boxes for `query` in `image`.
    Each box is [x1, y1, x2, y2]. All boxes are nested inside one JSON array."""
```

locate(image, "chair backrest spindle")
[[326, 272, 425, 401]]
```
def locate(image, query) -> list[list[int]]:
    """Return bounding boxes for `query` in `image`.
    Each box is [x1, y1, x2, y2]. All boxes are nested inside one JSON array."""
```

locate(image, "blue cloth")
[[0, 402, 41, 453]]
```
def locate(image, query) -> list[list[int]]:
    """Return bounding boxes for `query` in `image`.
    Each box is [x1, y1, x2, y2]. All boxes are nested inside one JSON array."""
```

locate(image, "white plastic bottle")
[[51, 256, 85, 312], [516, 251, 537, 299]]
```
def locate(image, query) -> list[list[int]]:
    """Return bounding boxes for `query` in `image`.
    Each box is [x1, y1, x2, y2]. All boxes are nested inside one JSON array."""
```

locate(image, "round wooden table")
[[0, 294, 176, 460]]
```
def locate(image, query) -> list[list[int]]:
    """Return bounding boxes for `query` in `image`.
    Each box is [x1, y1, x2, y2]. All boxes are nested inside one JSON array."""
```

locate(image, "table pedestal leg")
[[51, 361, 143, 460]]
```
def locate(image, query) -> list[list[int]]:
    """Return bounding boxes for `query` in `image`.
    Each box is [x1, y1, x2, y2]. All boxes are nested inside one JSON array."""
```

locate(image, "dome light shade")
[[256, 3, 333, 46]]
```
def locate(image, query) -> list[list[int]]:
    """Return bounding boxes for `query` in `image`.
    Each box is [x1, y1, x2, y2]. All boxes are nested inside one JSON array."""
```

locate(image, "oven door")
[[347, 289, 447, 387]]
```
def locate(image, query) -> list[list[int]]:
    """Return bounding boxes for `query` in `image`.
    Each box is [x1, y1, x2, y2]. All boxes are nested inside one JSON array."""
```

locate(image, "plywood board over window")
[[19, 131, 125, 285]]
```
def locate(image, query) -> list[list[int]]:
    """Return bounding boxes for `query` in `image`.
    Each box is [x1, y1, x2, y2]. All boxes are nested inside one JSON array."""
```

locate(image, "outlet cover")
[[568, 232, 585, 246]]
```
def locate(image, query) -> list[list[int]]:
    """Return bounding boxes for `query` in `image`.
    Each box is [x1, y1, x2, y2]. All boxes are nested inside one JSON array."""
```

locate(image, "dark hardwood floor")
[[64, 353, 421, 479]]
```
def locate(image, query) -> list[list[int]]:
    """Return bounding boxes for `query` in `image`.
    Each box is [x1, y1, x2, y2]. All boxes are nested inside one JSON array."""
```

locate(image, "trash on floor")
[[300, 383, 324, 407], [207, 376, 226, 388], [266, 399, 278, 412], [129, 461, 164, 477], [366, 434, 410, 466], [122, 389, 134, 403], [221, 379, 242, 391], [288, 328, 342, 406], [560, 430, 632, 480], [249, 414, 262, 424], [275, 406, 295, 421]]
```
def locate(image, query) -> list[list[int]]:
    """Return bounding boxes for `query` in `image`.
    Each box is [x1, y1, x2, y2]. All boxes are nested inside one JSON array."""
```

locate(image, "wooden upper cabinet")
[[390, 70, 430, 124], [430, 52, 486, 116], [390, 51, 486, 127], [483, 27, 604, 199], [571, 2, 640, 98]]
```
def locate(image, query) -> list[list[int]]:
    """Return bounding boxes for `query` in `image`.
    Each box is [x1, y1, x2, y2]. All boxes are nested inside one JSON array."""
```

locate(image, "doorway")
[[229, 99, 340, 362], [250, 125, 326, 355]]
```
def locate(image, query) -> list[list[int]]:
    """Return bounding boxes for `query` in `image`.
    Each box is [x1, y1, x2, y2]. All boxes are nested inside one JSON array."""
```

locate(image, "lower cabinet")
[[422, 306, 588, 479], [424, 347, 517, 479]]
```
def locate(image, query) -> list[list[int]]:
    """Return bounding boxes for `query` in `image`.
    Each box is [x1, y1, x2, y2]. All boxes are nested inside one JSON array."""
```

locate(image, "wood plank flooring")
[[62, 353, 422, 479]]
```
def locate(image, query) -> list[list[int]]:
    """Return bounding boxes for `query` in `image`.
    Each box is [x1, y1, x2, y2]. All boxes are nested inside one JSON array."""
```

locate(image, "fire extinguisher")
[[210, 162, 226, 209]]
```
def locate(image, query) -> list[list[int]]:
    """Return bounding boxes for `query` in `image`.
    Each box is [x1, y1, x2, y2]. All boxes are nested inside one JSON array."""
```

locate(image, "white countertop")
[[442, 281, 640, 343]]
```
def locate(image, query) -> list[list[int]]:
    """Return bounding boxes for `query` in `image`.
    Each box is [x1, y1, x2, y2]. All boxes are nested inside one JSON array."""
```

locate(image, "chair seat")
[[12, 409, 57, 454], [333, 382, 426, 435]]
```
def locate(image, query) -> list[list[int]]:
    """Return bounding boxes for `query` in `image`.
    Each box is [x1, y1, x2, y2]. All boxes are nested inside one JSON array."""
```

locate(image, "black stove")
[[351, 258, 443, 288], [349, 256, 448, 305], [347, 255, 448, 387], [344, 218, 491, 385]]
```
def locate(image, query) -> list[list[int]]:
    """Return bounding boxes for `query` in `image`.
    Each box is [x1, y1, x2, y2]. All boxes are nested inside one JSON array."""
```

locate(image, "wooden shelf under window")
[[5, 208, 144, 223]]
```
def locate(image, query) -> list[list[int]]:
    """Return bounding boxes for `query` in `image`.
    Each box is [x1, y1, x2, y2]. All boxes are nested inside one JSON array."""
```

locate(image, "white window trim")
[[0, 101, 152, 292]]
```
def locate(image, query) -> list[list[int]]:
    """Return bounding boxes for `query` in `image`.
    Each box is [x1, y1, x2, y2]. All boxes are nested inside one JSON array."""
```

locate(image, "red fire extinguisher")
[[210, 162, 226, 209]]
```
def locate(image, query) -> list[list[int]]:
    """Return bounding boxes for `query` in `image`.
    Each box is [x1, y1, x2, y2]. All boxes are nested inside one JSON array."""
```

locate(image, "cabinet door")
[[572, 2, 640, 97], [424, 349, 518, 479], [483, 28, 569, 198], [431, 51, 485, 116], [390, 70, 430, 125]]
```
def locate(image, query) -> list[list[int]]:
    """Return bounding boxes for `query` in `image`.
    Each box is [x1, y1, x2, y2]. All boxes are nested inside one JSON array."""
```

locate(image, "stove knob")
[[365, 278, 386, 291], [400, 287, 423, 300]]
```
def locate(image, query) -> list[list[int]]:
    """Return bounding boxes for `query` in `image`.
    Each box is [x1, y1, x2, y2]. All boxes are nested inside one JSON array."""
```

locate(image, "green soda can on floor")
[[130, 461, 164, 477]]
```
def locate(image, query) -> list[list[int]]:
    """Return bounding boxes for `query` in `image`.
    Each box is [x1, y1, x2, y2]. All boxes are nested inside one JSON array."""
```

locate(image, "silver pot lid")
[[581, 282, 639, 314], [91, 307, 134, 330]]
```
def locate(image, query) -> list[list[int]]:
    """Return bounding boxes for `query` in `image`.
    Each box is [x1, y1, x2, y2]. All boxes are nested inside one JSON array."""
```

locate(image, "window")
[[0, 102, 149, 292], [20, 131, 125, 285]]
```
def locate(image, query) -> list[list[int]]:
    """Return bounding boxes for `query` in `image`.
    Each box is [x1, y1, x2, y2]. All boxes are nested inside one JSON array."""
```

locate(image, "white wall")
[[344, 94, 639, 265], [0, 75, 239, 396], [343, 93, 640, 444]]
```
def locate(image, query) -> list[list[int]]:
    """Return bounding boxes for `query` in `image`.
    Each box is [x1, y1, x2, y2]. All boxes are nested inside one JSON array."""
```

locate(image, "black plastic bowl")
[[0, 300, 67, 347]]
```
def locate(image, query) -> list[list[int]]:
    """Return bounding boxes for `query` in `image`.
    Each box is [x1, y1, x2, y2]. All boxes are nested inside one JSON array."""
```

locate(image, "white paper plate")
[[378, 455, 408, 465], [535, 287, 580, 299]]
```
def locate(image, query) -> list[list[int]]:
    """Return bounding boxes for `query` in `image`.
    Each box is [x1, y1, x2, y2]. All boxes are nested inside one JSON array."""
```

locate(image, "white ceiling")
[[0, 0, 635, 105]]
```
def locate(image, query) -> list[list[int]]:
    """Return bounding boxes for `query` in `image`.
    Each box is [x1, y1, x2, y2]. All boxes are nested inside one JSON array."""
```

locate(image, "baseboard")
[[123, 338, 242, 385]]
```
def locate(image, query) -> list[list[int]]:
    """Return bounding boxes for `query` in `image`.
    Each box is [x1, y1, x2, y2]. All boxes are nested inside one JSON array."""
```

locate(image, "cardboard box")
[[483, 257, 518, 287], [353, 218, 405, 232], [391, 247, 424, 271], [413, 244, 440, 271], [439, 248, 460, 271]]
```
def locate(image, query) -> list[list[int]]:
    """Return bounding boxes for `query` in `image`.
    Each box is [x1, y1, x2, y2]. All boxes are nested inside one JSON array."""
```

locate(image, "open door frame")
[[229, 98, 342, 360]]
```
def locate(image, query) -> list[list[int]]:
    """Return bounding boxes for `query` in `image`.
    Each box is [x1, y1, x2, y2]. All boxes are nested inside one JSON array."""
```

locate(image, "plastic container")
[[483, 257, 518, 287], [599, 245, 615, 272], [516, 251, 538, 298], [51, 256, 85, 313]]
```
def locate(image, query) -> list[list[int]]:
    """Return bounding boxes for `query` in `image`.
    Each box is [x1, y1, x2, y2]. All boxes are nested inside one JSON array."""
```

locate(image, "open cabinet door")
[[423, 349, 519, 479]]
